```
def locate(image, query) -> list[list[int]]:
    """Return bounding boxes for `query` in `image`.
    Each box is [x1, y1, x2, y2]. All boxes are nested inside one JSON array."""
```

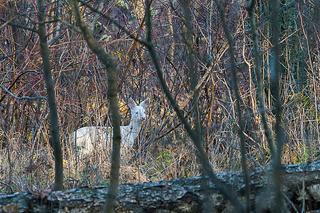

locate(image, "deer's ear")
[[140, 98, 149, 109], [128, 98, 136, 109]]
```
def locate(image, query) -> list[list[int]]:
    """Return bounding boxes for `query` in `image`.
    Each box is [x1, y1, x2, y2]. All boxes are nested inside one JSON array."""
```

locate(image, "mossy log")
[[2, 161, 320, 212]]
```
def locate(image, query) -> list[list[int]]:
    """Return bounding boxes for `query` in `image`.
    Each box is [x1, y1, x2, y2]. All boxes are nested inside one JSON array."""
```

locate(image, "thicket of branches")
[[0, 0, 319, 211]]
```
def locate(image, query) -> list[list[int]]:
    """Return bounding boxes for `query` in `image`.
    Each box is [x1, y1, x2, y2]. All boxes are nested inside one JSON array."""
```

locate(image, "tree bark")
[[71, 1, 122, 212], [2, 161, 320, 212], [37, 0, 64, 191]]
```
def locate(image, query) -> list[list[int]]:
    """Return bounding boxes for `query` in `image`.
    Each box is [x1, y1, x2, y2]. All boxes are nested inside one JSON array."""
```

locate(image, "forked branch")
[[71, 1, 122, 212]]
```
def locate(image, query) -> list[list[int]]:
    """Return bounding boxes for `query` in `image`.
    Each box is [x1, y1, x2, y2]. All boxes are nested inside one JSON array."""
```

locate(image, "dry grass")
[[1, 105, 319, 194]]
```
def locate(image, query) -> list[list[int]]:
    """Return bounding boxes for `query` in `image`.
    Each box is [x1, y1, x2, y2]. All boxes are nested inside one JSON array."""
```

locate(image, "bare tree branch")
[[210, 0, 251, 210], [71, 1, 122, 212], [78, 0, 149, 47], [144, 0, 244, 211], [0, 84, 46, 101]]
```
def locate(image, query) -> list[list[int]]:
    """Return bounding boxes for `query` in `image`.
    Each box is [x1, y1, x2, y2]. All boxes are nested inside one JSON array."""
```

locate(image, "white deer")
[[70, 98, 149, 156]]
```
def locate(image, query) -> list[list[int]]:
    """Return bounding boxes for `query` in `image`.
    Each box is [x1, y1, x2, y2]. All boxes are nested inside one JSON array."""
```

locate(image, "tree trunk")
[[71, 2, 122, 212], [2, 161, 320, 212], [37, 0, 64, 191]]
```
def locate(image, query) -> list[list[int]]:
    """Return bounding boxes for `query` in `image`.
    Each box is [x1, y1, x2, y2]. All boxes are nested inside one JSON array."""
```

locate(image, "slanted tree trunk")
[[2, 161, 320, 212], [71, 2, 122, 212]]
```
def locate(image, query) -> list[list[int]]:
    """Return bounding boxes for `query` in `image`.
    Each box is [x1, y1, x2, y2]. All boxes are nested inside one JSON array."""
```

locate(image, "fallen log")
[[1, 161, 320, 212]]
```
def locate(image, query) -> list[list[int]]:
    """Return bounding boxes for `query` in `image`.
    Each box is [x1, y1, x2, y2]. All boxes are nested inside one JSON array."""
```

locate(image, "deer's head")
[[128, 98, 149, 124]]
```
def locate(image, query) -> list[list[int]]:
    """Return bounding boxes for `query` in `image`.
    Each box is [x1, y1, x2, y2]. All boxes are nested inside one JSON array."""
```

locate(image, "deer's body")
[[70, 98, 148, 155]]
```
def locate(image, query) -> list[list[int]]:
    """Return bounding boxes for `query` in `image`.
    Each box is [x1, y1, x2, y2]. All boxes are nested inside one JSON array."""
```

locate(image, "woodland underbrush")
[[0, 108, 319, 194]]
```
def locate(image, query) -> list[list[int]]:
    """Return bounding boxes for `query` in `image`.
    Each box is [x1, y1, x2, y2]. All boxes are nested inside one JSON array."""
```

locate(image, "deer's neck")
[[121, 119, 142, 146], [128, 119, 142, 137]]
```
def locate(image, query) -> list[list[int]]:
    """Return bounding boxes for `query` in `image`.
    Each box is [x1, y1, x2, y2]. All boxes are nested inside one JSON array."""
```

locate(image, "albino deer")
[[70, 98, 149, 156]]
